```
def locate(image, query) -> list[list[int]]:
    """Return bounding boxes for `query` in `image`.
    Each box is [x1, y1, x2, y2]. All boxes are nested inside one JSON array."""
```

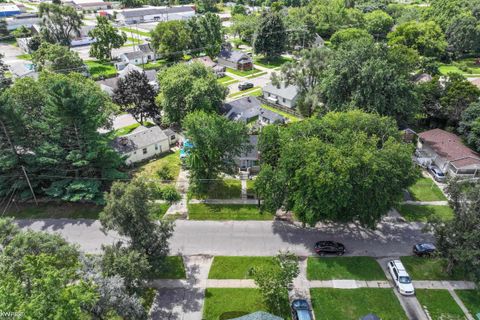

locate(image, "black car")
[[314, 241, 345, 256], [291, 299, 313, 320], [238, 82, 254, 91], [413, 243, 436, 256]]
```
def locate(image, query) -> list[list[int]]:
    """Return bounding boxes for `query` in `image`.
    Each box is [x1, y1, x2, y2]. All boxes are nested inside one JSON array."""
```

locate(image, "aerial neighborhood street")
[[0, 0, 480, 319]]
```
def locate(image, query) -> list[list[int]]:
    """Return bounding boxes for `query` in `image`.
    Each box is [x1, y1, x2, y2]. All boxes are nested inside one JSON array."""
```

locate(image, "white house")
[[117, 51, 149, 67], [112, 125, 170, 164], [236, 135, 260, 173], [262, 83, 299, 109], [417, 128, 480, 178]]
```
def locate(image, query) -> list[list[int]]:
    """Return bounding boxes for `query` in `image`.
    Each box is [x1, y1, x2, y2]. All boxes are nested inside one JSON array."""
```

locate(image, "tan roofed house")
[[417, 128, 480, 178]]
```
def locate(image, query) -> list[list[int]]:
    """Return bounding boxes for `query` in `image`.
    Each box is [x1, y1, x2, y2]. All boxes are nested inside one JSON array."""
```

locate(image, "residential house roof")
[[469, 78, 480, 89], [137, 43, 154, 55], [118, 6, 194, 19], [418, 128, 480, 169], [122, 51, 147, 60], [262, 82, 299, 101], [191, 56, 216, 68], [218, 49, 251, 63], [413, 73, 433, 83], [221, 96, 285, 123], [239, 135, 259, 160], [232, 311, 283, 320], [112, 125, 168, 154]]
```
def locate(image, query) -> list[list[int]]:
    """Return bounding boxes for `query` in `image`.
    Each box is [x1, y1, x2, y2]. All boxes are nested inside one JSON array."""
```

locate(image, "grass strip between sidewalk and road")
[[396, 204, 454, 222], [228, 86, 261, 98], [208, 256, 278, 279], [310, 288, 408, 320], [415, 289, 465, 319], [187, 204, 273, 221], [400, 256, 468, 281], [307, 257, 386, 280]]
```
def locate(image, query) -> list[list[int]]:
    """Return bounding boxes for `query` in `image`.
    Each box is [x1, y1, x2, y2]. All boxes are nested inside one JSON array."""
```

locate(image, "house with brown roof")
[[417, 128, 480, 178]]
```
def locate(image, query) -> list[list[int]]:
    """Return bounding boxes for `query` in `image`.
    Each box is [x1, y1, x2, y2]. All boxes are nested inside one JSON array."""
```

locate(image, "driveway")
[[16, 218, 433, 257]]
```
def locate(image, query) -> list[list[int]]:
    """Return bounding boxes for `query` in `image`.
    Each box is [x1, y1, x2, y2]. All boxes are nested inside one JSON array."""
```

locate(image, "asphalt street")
[[16, 219, 433, 257]]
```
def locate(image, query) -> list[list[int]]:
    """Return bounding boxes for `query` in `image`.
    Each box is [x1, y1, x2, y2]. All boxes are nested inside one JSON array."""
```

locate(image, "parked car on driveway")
[[428, 165, 446, 182], [314, 241, 345, 256], [413, 243, 436, 256], [291, 299, 313, 320], [238, 82, 254, 91], [388, 260, 415, 296]]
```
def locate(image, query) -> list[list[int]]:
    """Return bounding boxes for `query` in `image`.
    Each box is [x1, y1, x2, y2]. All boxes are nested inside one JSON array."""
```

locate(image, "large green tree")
[[186, 13, 223, 58], [0, 73, 123, 202], [88, 16, 127, 61], [320, 40, 419, 123], [38, 3, 83, 46], [364, 9, 393, 39], [156, 62, 227, 125], [330, 27, 373, 48], [151, 20, 190, 61], [253, 12, 287, 58], [183, 111, 250, 190], [31, 42, 85, 73], [458, 102, 480, 152], [0, 53, 11, 92], [387, 21, 447, 58], [433, 179, 480, 284], [230, 13, 259, 45], [0, 218, 97, 319], [445, 13, 480, 56], [255, 110, 417, 227]]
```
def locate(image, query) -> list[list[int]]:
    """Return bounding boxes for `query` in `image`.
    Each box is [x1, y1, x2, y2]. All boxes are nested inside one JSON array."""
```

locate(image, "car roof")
[[419, 243, 436, 250], [392, 260, 408, 272], [296, 309, 312, 320]]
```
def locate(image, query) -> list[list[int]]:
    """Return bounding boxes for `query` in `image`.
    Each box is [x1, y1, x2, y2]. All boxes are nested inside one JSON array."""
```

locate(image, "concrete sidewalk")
[[189, 198, 258, 205]]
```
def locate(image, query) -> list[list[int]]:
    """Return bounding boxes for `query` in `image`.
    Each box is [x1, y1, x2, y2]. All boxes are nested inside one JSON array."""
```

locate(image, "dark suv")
[[314, 241, 345, 256], [413, 243, 436, 256], [238, 82, 254, 91], [291, 299, 313, 320]]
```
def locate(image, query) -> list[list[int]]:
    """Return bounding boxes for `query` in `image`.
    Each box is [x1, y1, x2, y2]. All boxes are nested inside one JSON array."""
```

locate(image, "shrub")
[[160, 185, 181, 204], [157, 166, 173, 181]]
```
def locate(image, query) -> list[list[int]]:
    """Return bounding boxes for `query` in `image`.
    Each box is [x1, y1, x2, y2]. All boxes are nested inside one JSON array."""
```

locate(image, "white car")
[[388, 260, 415, 296]]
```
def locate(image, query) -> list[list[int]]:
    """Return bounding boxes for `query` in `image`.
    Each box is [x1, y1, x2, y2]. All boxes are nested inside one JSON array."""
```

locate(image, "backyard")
[[307, 257, 386, 280], [187, 204, 273, 221], [190, 179, 241, 199], [439, 58, 480, 77], [253, 55, 292, 69], [310, 288, 407, 320], [85, 60, 117, 80], [396, 204, 454, 222], [134, 150, 181, 183]]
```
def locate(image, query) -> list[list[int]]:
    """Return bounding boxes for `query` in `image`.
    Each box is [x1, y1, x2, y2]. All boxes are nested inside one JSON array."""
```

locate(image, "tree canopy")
[[253, 12, 287, 58], [38, 3, 83, 46], [88, 16, 127, 61], [156, 62, 227, 125], [255, 110, 417, 227], [31, 42, 85, 73]]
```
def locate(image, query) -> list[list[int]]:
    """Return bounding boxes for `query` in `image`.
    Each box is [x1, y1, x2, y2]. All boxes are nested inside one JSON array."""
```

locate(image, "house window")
[[171, 135, 176, 140], [155, 144, 158, 150], [143, 148, 147, 154], [283, 98, 286, 103], [267, 93, 270, 97]]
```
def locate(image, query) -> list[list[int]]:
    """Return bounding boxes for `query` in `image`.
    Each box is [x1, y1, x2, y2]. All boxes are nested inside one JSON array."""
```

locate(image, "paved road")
[[16, 219, 433, 257]]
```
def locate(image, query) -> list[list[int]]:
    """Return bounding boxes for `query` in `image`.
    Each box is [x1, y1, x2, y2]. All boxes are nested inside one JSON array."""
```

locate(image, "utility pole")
[[21, 166, 38, 206]]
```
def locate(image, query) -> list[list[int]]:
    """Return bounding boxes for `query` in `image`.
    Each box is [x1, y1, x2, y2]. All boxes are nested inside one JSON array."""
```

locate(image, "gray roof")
[[138, 43, 154, 54], [112, 125, 168, 154], [218, 49, 251, 64], [262, 82, 299, 100], [240, 135, 259, 160], [232, 311, 283, 320], [222, 96, 285, 123], [122, 51, 146, 60], [119, 6, 194, 19]]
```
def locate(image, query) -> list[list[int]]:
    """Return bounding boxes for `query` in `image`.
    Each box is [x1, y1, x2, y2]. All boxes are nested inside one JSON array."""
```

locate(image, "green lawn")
[[261, 104, 301, 122], [416, 289, 465, 319], [112, 121, 154, 138], [16, 53, 32, 60], [245, 71, 267, 79], [407, 177, 446, 201], [400, 257, 467, 281], [456, 290, 480, 316], [188, 204, 273, 221], [439, 58, 480, 77], [4, 203, 102, 219], [142, 60, 167, 70], [307, 257, 386, 280], [134, 150, 181, 183], [85, 60, 117, 80], [149, 203, 171, 219], [229, 86, 261, 98], [246, 179, 256, 198], [190, 178, 241, 199], [208, 256, 278, 279], [217, 75, 238, 85], [310, 288, 408, 320], [253, 55, 292, 68], [119, 27, 150, 37], [396, 204, 454, 222], [204, 288, 289, 320], [226, 67, 260, 77], [147, 256, 186, 279]]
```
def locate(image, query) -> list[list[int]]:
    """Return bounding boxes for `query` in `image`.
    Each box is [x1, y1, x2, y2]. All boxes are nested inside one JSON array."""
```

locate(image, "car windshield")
[[399, 276, 411, 284], [436, 171, 445, 176], [296, 309, 312, 320], [293, 300, 309, 309]]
